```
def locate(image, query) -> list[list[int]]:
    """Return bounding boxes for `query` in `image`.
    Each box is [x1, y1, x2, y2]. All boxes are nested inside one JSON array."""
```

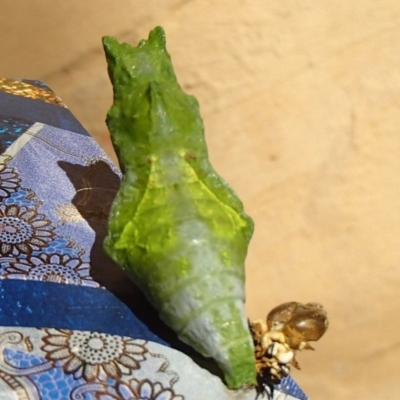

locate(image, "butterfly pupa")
[[102, 27, 256, 389]]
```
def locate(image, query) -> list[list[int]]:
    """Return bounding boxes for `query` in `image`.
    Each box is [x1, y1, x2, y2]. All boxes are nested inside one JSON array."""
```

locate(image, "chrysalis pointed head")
[[102, 27, 207, 162], [102, 26, 177, 92]]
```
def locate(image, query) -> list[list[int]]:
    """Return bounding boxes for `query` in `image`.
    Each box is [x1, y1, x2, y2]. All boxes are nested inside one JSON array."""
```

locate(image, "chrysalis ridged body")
[[102, 27, 256, 389]]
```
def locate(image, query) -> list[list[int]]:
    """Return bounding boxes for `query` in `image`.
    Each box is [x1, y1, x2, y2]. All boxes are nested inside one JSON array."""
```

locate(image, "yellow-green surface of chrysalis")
[[102, 27, 256, 389]]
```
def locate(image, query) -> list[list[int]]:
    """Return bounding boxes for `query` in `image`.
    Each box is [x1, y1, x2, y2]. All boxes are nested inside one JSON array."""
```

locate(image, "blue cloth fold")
[[0, 279, 168, 345]]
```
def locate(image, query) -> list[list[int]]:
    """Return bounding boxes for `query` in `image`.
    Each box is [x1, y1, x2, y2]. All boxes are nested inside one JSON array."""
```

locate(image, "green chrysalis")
[[102, 27, 256, 389]]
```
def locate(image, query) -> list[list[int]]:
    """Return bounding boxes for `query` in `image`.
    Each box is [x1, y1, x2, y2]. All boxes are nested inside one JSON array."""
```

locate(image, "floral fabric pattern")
[[42, 329, 147, 382], [0, 163, 20, 199], [96, 379, 185, 400], [0, 81, 308, 400], [115, 379, 184, 400], [0, 143, 101, 288], [0, 327, 186, 400], [3, 253, 98, 286], [0, 203, 54, 256], [0, 327, 304, 400]]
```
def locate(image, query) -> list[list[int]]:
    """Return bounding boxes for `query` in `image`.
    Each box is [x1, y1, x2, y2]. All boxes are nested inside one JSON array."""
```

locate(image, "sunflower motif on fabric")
[[0, 164, 20, 200], [0, 204, 54, 256], [3, 253, 99, 287], [95, 379, 184, 400], [41, 329, 147, 382], [116, 379, 184, 400]]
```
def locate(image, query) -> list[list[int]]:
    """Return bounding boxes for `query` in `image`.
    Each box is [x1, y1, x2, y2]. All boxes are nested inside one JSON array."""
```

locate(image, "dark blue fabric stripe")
[[0, 91, 89, 136], [0, 279, 168, 346]]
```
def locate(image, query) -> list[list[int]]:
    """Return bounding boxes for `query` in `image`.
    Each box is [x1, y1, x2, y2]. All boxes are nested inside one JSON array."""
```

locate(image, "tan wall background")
[[1, 1, 400, 399]]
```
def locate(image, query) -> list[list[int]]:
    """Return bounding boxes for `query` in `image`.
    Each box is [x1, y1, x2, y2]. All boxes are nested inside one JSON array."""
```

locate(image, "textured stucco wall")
[[1, 1, 400, 399]]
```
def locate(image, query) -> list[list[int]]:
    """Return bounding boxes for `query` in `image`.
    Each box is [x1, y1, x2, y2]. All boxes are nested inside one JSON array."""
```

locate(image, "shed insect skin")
[[250, 301, 329, 398]]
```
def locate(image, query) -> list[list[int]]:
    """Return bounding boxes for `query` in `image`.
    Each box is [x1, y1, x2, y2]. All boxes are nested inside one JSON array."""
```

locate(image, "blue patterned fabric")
[[0, 78, 162, 343], [0, 279, 166, 345], [0, 78, 308, 400], [0, 113, 34, 153], [0, 90, 88, 136], [278, 376, 308, 400]]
